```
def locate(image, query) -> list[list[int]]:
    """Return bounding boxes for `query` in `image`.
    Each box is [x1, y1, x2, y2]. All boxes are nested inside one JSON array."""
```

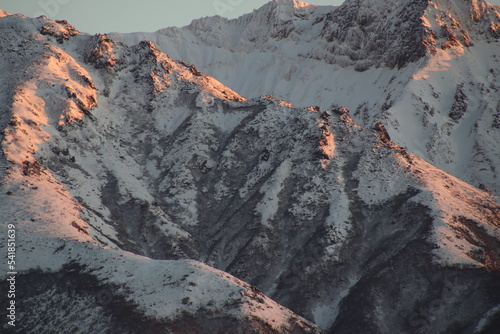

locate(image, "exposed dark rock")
[[449, 83, 469, 122], [39, 20, 79, 43], [373, 122, 392, 143], [84, 34, 117, 69]]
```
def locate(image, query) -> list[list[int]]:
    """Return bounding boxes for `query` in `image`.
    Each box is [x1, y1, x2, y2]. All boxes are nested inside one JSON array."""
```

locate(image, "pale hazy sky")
[[2, 0, 500, 34], [1, 0, 342, 34]]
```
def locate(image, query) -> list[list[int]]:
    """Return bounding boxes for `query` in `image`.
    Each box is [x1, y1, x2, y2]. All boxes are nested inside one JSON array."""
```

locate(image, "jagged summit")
[[269, 0, 312, 8], [152, 0, 500, 70], [156, 0, 335, 52], [153, 0, 499, 69], [169, 0, 499, 65]]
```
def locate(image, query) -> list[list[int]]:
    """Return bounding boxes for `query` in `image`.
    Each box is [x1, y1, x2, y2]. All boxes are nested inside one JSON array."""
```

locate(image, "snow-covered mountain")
[[110, 0, 500, 196], [0, 11, 320, 334], [0, 2, 500, 334]]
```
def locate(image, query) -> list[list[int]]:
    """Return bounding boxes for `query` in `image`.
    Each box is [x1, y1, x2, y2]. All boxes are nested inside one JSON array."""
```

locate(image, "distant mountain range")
[[1, 1, 499, 333], [111, 0, 500, 196]]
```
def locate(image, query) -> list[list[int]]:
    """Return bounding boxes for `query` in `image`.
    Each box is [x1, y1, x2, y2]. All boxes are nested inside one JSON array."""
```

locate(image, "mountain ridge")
[[0, 13, 321, 333], [110, 0, 500, 195]]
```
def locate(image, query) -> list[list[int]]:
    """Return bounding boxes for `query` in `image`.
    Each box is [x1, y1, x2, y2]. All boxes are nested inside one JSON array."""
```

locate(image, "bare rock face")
[[317, 0, 500, 68], [1, 5, 500, 334], [316, 0, 432, 69], [84, 34, 118, 69], [448, 83, 469, 122], [40, 19, 79, 43]]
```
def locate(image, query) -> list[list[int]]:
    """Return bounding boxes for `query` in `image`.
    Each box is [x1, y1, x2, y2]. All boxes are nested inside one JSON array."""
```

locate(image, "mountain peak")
[[271, 0, 311, 8], [0, 9, 11, 17], [253, 0, 317, 23]]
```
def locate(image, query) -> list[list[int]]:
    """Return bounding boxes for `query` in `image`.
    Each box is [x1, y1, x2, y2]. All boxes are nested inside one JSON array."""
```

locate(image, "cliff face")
[[1, 4, 500, 334], [315, 0, 499, 68]]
